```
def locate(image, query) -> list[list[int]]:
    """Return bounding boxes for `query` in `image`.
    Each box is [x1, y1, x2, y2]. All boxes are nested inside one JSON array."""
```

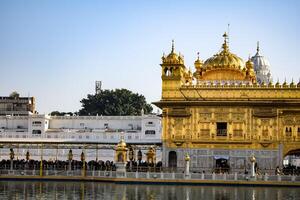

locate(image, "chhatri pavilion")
[[154, 33, 300, 172]]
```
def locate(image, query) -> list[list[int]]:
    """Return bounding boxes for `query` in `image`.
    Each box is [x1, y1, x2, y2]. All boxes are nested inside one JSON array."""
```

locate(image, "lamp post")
[[68, 149, 73, 171], [249, 154, 256, 179], [137, 149, 142, 172], [26, 150, 30, 170], [185, 154, 190, 177], [40, 144, 43, 176], [81, 151, 86, 176], [9, 148, 14, 171]]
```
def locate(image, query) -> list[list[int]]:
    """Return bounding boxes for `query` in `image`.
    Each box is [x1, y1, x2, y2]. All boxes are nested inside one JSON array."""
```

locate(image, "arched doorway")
[[283, 149, 300, 175], [214, 156, 230, 173], [168, 151, 177, 168]]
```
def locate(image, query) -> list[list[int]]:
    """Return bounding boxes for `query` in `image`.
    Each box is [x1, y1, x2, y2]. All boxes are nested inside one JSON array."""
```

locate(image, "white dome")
[[250, 43, 272, 84]]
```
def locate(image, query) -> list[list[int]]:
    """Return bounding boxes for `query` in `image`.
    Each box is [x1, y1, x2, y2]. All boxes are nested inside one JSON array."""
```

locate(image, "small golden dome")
[[275, 80, 280, 88], [283, 79, 288, 88], [246, 57, 254, 69], [268, 80, 274, 87], [185, 154, 190, 161], [250, 155, 256, 163], [290, 79, 296, 88], [162, 40, 184, 65], [194, 52, 203, 68], [116, 139, 127, 150]]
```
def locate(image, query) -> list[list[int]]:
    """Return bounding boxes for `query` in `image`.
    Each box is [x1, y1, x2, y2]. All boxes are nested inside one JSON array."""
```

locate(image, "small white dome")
[[250, 42, 272, 84]]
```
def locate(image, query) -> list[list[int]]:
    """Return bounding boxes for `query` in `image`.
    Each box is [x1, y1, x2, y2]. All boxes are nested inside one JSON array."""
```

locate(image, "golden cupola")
[[245, 57, 257, 83], [161, 40, 187, 87], [196, 33, 254, 82], [193, 52, 204, 82], [161, 40, 184, 65]]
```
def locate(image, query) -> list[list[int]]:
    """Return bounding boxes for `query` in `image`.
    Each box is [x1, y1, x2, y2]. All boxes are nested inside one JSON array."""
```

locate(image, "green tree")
[[9, 91, 20, 99], [78, 89, 153, 116]]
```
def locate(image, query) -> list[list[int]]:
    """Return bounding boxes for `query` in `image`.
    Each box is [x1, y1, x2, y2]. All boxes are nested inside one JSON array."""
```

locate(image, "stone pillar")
[[184, 154, 190, 178], [250, 155, 256, 179]]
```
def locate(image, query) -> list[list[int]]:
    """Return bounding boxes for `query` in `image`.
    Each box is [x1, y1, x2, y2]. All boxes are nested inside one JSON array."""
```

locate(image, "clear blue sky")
[[0, 0, 299, 114]]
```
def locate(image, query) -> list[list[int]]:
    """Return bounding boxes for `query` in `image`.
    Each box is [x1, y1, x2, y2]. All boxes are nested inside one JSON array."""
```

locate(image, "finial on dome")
[[223, 32, 228, 43], [171, 39, 175, 53], [257, 41, 260, 53], [197, 52, 200, 60], [222, 32, 229, 51]]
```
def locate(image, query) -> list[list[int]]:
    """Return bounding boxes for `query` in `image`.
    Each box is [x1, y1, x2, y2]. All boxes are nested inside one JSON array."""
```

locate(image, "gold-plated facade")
[[154, 34, 300, 171]]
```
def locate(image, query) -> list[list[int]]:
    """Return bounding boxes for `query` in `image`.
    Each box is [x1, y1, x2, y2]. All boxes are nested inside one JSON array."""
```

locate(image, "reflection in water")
[[0, 181, 299, 200]]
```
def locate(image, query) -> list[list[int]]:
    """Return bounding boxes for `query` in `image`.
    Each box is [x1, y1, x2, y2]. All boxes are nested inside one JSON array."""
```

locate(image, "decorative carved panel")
[[168, 107, 191, 117], [253, 108, 277, 118]]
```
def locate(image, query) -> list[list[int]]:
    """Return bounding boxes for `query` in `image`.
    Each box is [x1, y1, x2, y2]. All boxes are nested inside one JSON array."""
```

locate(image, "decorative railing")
[[1, 169, 300, 182]]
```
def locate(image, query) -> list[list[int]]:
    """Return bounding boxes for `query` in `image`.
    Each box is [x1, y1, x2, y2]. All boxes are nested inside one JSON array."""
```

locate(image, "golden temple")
[[154, 33, 300, 172]]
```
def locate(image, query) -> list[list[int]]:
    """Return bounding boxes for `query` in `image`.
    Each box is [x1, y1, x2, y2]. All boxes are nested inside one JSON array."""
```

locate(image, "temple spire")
[[256, 41, 260, 54], [171, 40, 175, 53]]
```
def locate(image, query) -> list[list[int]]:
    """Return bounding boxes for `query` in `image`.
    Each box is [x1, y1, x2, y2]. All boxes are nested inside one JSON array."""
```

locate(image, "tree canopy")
[[78, 89, 153, 116], [9, 91, 20, 99]]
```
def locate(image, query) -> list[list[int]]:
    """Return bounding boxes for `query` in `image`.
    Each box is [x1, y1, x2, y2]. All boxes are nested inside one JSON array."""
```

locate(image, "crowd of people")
[[0, 158, 167, 172], [282, 164, 300, 175], [0, 159, 116, 171]]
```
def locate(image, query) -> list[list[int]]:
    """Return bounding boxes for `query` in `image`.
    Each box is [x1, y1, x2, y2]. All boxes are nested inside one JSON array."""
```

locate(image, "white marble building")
[[0, 114, 162, 161]]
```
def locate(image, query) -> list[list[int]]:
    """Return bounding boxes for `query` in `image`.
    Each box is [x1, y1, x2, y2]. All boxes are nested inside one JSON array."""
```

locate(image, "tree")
[[9, 91, 20, 99], [78, 89, 153, 116]]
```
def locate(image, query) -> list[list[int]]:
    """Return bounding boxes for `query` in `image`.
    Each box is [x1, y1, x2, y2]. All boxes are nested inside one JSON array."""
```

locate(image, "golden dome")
[[162, 40, 184, 65], [194, 52, 203, 69], [116, 139, 127, 150], [283, 79, 288, 88], [246, 58, 254, 69], [275, 79, 280, 88], [249, 155, 256, 163], [290, 79, 296, 88], [185, 153, 190, 161], [195, 33, 251, 82], [203, 33, 245, 71]]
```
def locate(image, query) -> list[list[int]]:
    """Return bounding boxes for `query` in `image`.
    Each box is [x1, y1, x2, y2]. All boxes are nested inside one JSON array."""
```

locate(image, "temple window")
[[104, 123, 108, 129], [285, 127, 292, 133], [32, 130, 41, 134], [32, 121, 42, 125], [145, 130, 155, 135], [285, 126, 292, 137], [164, 67, 173, 76], [216, 122, 227, 136]]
